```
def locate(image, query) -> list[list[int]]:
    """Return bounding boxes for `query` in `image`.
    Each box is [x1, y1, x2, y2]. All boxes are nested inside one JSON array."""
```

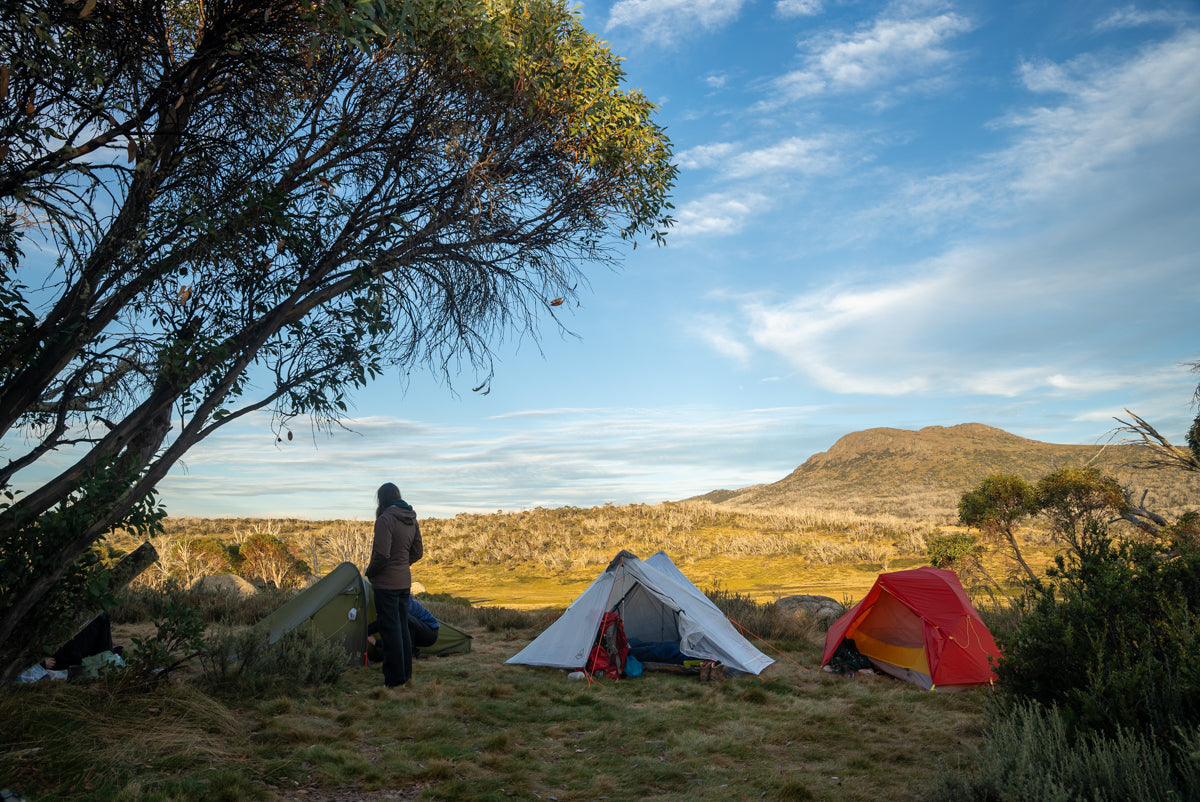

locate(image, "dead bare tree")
[[1112, 359, 1200, 535]]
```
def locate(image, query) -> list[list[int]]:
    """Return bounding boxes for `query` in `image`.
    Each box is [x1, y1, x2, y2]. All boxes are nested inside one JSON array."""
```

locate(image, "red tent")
[[821, 567, 1001, 691]]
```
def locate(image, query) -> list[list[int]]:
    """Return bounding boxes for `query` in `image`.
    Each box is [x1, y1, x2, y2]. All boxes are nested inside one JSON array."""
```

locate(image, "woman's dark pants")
[[374, 588, 413, 687]]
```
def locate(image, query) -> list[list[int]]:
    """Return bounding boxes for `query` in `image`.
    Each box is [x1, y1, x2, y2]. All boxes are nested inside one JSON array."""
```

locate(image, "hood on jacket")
[[383, 502, 416, 524]]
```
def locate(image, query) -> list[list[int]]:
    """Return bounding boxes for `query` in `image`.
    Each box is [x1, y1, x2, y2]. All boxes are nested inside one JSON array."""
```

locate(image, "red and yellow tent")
[[821, 567, 1001, 691]]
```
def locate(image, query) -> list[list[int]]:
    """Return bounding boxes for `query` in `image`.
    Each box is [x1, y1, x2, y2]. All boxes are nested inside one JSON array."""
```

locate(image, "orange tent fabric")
[[821, 567, 1001, 690]]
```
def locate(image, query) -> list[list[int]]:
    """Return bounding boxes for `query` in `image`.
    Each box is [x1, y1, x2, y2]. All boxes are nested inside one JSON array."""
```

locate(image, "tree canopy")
[[957, 473, 1039, 582], [0, 0, 675, 678]]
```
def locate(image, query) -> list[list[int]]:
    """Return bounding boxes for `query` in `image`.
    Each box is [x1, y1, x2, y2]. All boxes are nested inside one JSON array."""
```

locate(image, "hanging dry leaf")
[[549, 297, 564, 306], [174, 95, 184, 110], [25, 101, 35, 116], [178, 286, 191, 303], [126, 139, 137, 162], [0, 66, 9, 101], [79, 0, 96, 17], [286, 430, 293, 441]]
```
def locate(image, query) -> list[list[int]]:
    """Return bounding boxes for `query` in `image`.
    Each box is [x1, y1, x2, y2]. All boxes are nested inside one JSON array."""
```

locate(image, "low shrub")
[[931, 701, 1200, 802], [122, 600, 208, 686], [705, 586, 816, 641], [113, 582, 292, 625], [201, 625, 347, 691], [472, 605, 543, 632]]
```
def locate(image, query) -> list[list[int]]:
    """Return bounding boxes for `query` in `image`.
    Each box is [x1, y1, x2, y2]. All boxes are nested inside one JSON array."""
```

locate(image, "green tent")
[[422, 614, 473, 657], [258, 562, 472, 664], [364, 580, 473, 657], [259, 561, 370, 663]]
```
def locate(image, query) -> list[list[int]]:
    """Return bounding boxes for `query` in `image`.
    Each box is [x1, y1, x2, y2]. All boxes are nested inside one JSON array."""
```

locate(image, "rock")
[[189, 574, 258, 599], [411, 581, 426, 595], [774, 594, 846, 630]]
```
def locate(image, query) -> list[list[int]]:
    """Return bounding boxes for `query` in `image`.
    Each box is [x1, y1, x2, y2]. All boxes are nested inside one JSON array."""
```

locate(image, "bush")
[[994, 518, 1200, 742], [113, 581, 292, 625], [927, 532, 984, 569], [931, 701, 1200, 802], [473, 605, 543, 632], [122, 600, 208, 685], [705, 586, 816, 641], [201, 626, 347, 690]]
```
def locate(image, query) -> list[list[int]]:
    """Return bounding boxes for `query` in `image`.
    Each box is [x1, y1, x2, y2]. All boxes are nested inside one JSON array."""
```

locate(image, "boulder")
[[295, 574, 322, 590], [411, 581, 426, 595], [190, 573, 258, 599], [774, 594, 846, 630]]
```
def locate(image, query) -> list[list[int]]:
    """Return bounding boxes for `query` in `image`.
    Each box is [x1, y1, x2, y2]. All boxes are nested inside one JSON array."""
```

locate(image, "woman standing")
[[365, 482, 423, 688]]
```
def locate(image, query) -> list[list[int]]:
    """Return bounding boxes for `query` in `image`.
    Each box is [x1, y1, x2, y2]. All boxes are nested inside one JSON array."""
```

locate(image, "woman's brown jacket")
[[365, 503, 423, 590]]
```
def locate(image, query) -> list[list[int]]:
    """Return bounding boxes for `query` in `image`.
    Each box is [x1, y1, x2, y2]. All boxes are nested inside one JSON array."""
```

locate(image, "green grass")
[[0, 626, 989, 802]]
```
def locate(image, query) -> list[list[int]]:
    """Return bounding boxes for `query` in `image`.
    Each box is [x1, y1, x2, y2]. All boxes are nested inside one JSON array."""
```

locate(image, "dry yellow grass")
[[119, 499, 1066, 608]]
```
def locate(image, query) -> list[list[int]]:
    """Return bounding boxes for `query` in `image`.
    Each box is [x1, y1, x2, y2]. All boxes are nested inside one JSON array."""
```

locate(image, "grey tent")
[[506, 550, 773, 676]]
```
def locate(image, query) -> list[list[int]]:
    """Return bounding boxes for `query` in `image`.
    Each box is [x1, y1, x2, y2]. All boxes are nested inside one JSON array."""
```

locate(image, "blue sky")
[[111, 1, 1200, 518]]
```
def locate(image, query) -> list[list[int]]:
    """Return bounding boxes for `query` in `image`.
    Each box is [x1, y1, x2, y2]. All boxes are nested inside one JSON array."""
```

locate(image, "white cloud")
[[675, 142, 739, 170], [999, 31, 1200, 198], [776, 0, 822, 18], [770, 10, 973, 102], [671, 191, 771, 237], [860, 30, 1200, 238], [1095, 5, 1198, 31], [725, 136, 840, 178], [156, 405, 830, 517], [711, 178, 1199, 399], [689, 314, 752, 363], [606, 0, 748, 46], [677, 136, 841, 180]]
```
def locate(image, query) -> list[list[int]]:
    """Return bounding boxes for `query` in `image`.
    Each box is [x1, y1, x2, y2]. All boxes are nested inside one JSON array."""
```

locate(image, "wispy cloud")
[[677, 136, 842, 179], [689, 314, 753, 363], [855, 29, 1200, 240], [776, 0, 823, 18], [767, 9, 973, 104], [606, 0, 749, 46], [155, 406, 831, 518], [1095, 5, 1198, 31], [670, 191, 771, 237], [725, 136, 841, 178], [999, 31, 1200, 199], [708, 172, 1198, 400], [676, 142, 739, 170]]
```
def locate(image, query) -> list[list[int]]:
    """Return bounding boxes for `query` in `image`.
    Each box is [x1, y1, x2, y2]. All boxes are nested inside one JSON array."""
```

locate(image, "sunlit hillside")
[[696, 422, 1200, 520]]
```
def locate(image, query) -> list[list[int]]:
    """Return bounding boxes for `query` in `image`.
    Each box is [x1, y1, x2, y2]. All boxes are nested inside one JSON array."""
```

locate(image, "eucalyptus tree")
[[0, 0, 675, 678], [958, 473, 1039, 583]]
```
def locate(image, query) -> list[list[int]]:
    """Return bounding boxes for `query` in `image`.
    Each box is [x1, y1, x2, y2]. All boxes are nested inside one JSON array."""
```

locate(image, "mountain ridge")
[[689, 422, 1199, 520]]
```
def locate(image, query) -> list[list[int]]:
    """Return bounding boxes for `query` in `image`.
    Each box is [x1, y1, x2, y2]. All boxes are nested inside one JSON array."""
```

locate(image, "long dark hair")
[[376, 482, 402, 518]]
